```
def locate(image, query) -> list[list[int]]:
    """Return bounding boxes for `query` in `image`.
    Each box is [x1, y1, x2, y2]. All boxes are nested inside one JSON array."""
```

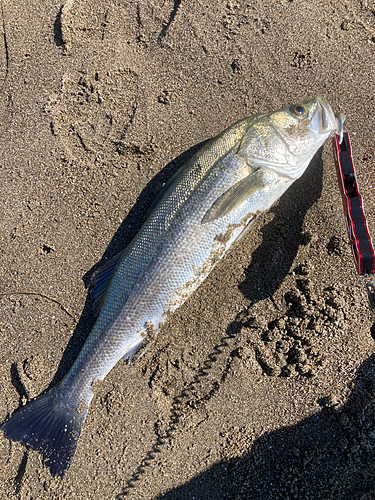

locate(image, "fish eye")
[[291, 105, 307, 118]]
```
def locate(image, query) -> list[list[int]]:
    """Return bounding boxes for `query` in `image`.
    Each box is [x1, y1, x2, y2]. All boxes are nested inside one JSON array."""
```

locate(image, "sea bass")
[[1, 96, 344, 476]]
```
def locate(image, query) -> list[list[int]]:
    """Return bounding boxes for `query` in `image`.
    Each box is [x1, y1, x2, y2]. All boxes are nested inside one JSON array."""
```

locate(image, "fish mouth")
[[310, 96, 345, 139]]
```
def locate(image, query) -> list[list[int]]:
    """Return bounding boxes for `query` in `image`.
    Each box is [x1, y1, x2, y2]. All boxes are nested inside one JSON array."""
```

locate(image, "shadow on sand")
[[155, 352, 375, 500]]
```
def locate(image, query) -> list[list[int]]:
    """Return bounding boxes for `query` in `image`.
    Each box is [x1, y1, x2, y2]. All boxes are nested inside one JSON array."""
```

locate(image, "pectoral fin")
[[202, 169, 264, 224]]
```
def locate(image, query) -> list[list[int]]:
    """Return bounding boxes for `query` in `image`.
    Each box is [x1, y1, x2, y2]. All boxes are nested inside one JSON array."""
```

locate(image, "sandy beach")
[[1, 1, 375, 498]]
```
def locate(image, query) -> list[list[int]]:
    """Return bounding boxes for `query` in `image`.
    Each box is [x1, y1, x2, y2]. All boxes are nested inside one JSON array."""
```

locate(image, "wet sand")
[[1, 1, 375, 498]]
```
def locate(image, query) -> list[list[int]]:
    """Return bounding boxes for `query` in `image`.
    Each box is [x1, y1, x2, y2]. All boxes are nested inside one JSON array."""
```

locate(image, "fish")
[[1, 96, 344, 477]]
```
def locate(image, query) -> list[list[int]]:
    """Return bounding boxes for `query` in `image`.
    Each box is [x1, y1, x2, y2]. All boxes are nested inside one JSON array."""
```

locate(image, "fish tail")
[[1, 387, 87, 477]]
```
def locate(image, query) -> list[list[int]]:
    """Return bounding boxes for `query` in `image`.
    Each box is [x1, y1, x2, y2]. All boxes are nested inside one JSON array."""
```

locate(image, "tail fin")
[[1, 388, 86, 477]]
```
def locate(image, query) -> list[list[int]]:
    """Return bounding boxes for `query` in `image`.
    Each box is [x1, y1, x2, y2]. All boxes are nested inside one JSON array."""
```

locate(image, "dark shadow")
[[158, 0, 182, 44], [371, 324, 375, 343], [238, 150, 323, 303], [14, 450, 28, 495], [10, 362, 29, 406], [53, 6, 64, 48], [155, 353, 375, 500]]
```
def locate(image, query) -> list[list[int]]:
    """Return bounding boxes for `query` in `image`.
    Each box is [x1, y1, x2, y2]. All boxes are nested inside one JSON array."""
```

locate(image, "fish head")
[[238, 96, 344, 179]]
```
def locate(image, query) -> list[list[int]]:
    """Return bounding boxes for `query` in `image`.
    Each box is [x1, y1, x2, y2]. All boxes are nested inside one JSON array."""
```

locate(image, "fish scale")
[[1, 96, 344, 476]]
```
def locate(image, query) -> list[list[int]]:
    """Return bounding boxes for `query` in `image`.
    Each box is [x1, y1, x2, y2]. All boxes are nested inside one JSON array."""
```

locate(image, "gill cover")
[[237, 96, 342, 180]]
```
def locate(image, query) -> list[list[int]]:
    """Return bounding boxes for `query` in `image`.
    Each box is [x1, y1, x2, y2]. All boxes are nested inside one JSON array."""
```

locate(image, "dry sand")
[[1, 0, 375, 498]]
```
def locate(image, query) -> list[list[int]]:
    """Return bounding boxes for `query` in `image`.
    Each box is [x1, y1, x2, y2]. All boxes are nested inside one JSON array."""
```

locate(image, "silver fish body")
[[1, 96, 343, 476]]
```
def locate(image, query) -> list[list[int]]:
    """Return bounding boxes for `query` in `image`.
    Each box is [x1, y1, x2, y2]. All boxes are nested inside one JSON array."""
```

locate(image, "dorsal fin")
[[89, 252, 123, 316]]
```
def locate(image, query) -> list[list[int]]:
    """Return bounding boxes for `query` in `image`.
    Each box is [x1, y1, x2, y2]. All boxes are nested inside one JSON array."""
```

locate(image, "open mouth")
[[309, 97, 345, 141]]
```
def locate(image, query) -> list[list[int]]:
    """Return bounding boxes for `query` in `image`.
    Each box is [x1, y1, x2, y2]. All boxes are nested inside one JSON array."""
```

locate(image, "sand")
[[1, 0, 375, 498]]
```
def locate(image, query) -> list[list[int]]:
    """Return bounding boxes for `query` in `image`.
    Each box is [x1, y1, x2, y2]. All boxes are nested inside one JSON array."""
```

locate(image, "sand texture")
[[1, 1, 375, 498]]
